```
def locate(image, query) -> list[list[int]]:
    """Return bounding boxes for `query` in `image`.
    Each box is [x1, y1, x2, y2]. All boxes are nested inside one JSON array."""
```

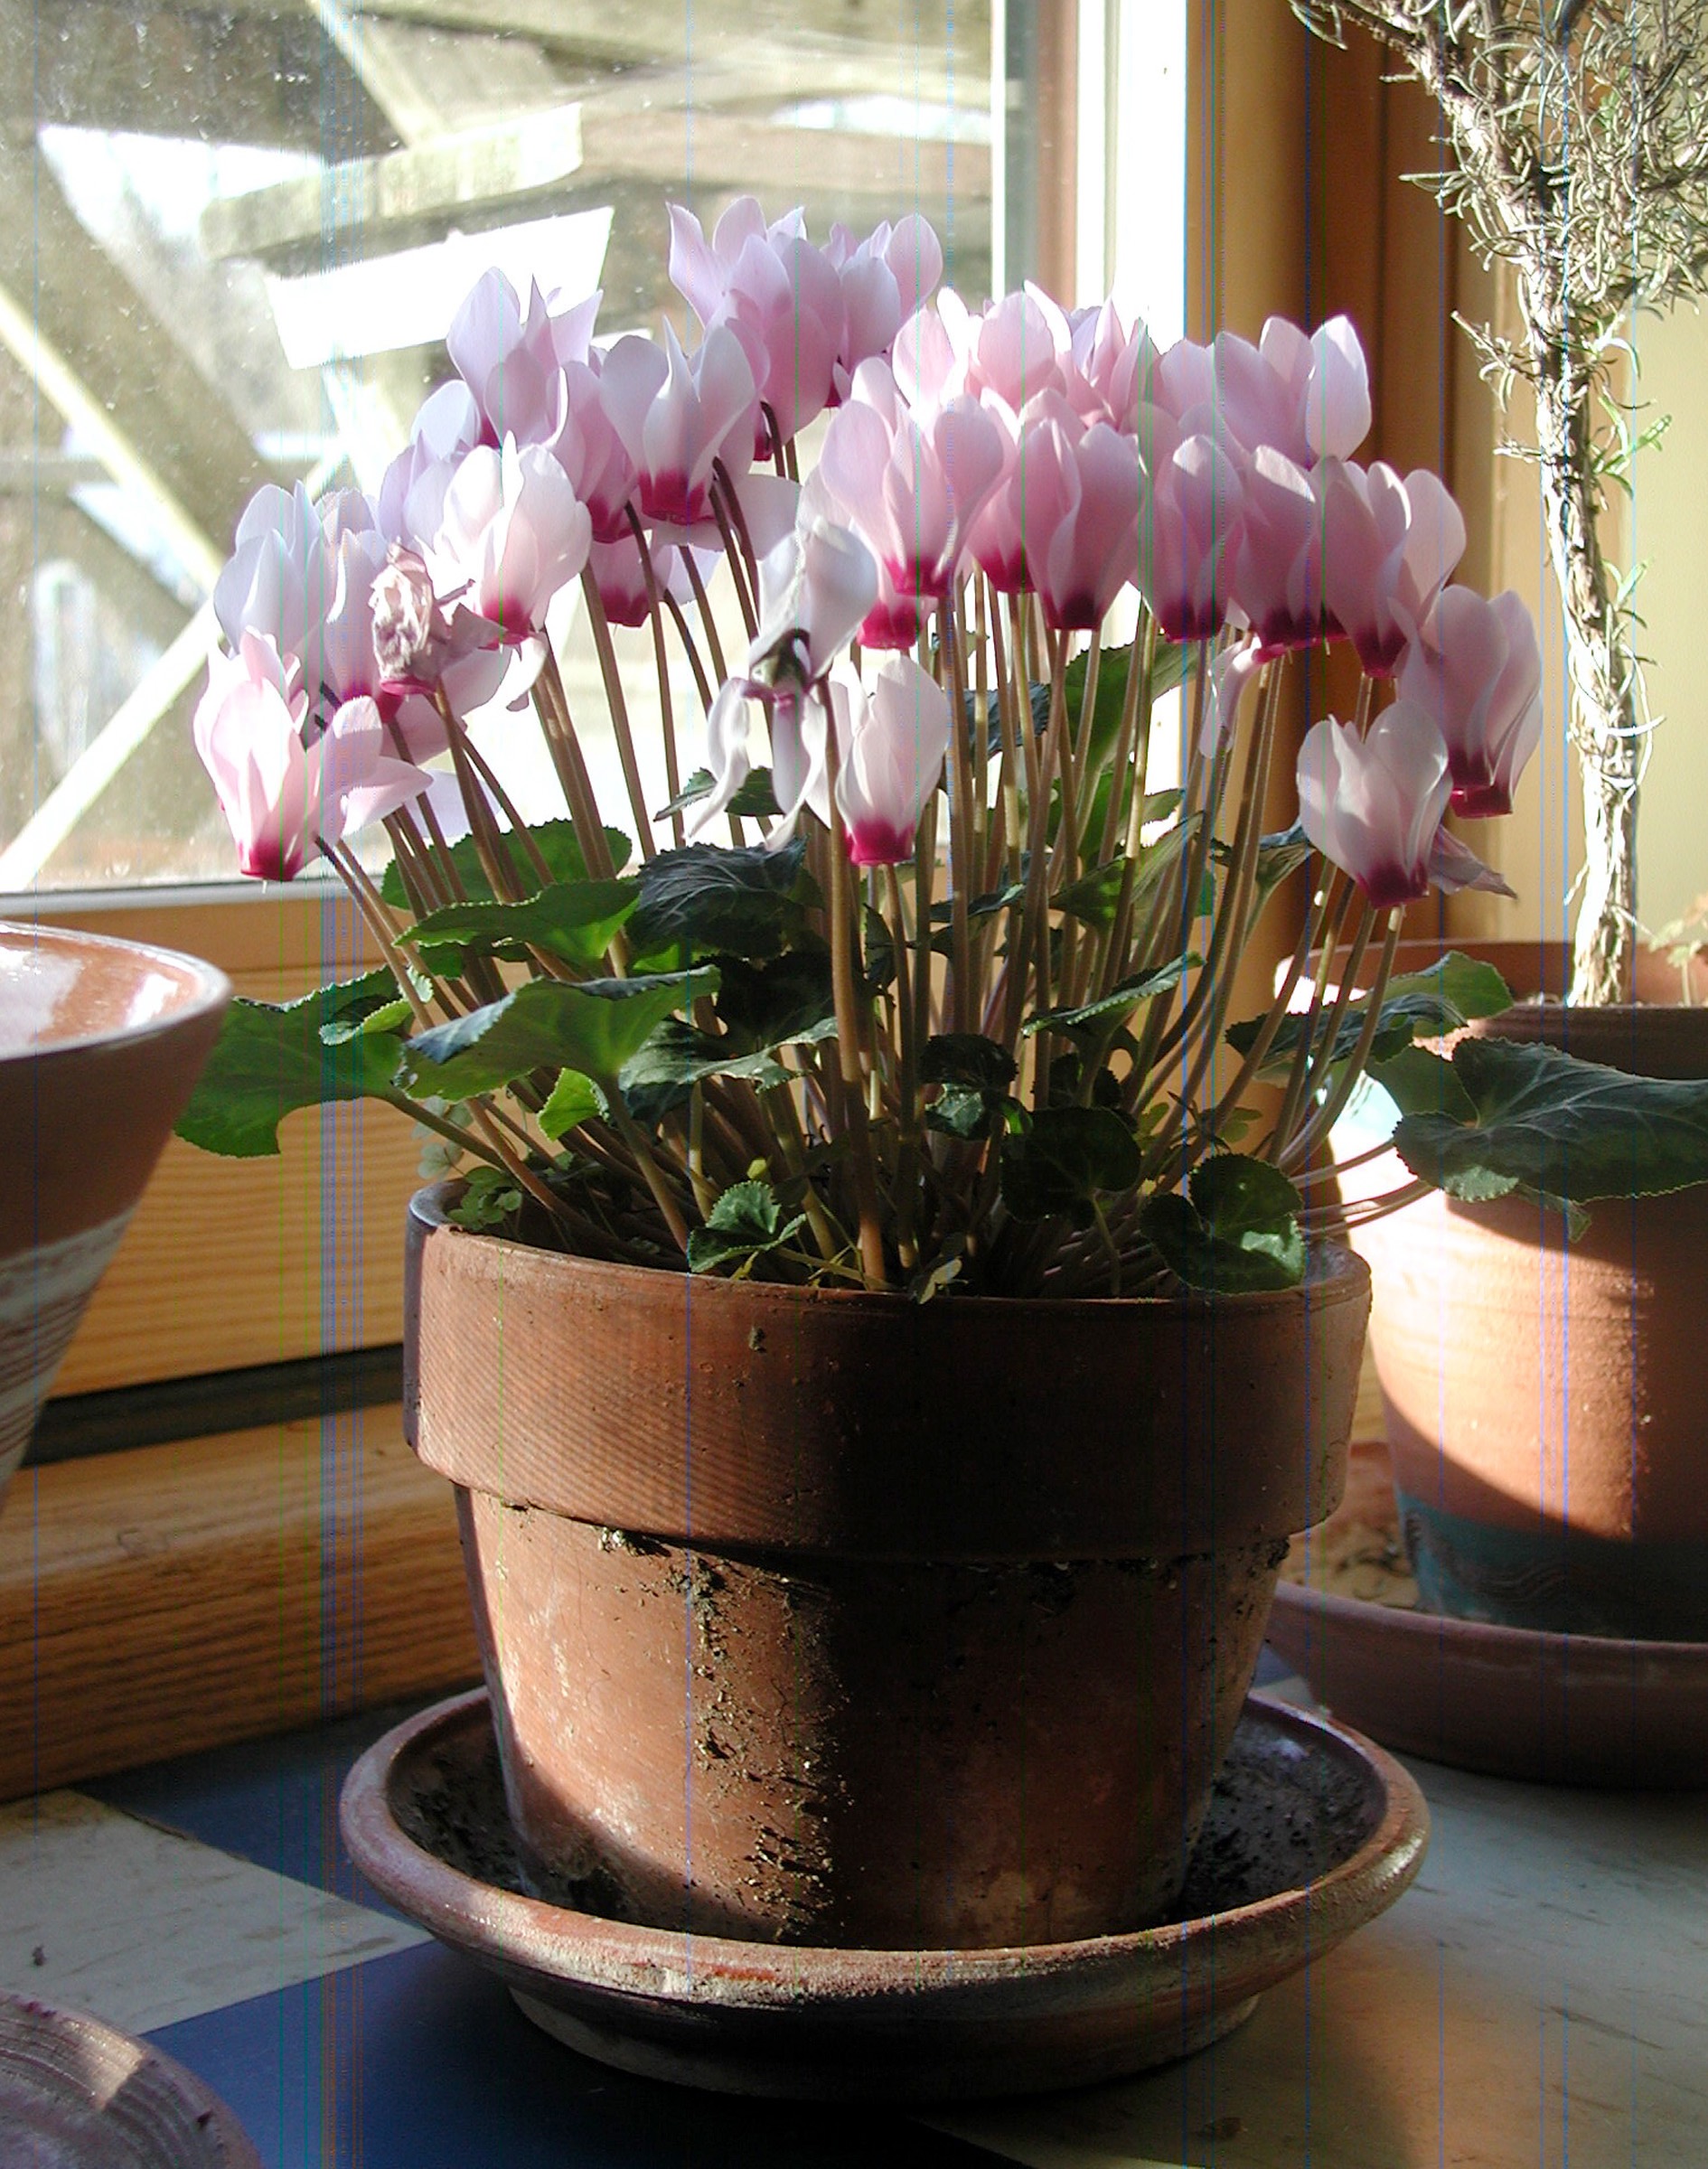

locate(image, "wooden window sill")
[[0, 1406, 477, 1801]]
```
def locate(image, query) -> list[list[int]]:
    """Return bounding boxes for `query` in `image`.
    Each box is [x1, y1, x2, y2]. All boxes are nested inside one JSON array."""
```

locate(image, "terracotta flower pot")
[[403, 1184, 1370, 1950], [0, 923, 230, 1489], [1336, 939, 1708, 1639]]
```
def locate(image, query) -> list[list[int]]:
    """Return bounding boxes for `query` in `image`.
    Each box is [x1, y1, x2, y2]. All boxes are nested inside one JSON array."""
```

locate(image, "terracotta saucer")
[[339, 1686, 1428, 2101], [1268, 1443, 1708, 1787], [0, 1990, 260, 2166], [1270, 1576, 1708, 1787]]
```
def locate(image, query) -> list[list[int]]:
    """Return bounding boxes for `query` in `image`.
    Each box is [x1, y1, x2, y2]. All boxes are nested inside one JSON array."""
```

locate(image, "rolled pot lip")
[[340, 1685, 1430, 1991], [409, 1179, 1372, 1320], [0, 919, 231, 1066]]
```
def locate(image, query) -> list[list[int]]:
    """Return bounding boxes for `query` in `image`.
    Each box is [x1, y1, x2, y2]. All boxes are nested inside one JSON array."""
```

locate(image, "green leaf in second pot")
[[1394, 1035, 1708, 1204]]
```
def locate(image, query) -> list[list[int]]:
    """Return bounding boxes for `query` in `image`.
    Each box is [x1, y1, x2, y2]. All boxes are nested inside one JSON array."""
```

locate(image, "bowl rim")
[[0, 918, 230, 1063]]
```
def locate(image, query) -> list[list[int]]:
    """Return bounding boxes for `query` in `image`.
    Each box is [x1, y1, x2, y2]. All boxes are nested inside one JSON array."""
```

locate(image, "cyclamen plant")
[[180, 197, 1708, 1296]]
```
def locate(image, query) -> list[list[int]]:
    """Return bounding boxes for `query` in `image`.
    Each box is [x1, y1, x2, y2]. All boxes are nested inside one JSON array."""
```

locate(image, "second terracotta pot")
[[1337, 944, 1708, 1639], [404, 1188, 1370, 1949]]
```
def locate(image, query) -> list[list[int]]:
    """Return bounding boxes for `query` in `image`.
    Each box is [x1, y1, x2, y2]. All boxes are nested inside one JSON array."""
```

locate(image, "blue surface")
[[149, 1942, 1009, 2168], [105, 1697, 1012, 2164], [89, 1694, 443, 1919]]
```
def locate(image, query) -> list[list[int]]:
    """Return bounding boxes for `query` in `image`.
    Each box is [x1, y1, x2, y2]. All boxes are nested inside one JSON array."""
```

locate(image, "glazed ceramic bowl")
[[0, 921, 230, 1489]]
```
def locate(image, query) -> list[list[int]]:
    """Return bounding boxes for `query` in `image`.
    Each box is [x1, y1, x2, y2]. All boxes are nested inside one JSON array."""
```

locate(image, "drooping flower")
[[192, 634, 425, 882], [1398, 586, 1542, 817], [751, 516, 881, 676], [1296, 701, 1452, 908], [1200, 634, 1264, 755], [598, 323, 758, 529], [1428, 822, 1516, 897], [686, 516, 879, 842], [832, 653, 953, 867], [1320, 460, 1466, 676]]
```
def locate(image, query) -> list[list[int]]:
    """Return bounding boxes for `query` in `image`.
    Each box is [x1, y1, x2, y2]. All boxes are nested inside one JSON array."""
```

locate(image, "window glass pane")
[[0, 3, 998, 893]]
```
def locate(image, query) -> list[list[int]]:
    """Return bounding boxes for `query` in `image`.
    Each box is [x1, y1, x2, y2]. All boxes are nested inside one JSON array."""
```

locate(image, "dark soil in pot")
[[403, 1185, 1371, 1950]]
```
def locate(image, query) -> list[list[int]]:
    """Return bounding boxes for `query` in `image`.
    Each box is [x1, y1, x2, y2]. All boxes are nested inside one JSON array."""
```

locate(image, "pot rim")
[[0, 919, 231, 1067], [408, 1179, 1370, 1319]]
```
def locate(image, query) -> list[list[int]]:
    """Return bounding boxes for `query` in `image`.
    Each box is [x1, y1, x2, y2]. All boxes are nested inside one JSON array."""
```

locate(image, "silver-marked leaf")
[[1395, 1035, 1708, 1205]]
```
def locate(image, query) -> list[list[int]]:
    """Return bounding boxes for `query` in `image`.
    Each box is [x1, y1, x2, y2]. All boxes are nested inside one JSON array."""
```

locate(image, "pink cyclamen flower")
[[1296, 701, 1452, 908], [1228, 448, 1330, 655], [550, 359, 639, 544], [1398, 586, 1542, 817], [585, 531, 690, 629], [833, 653, 953, 867], [598, 323, 757, 529], [1142, 433, 1244, 643], [669, 199, 844, 446], [211, 482, 329, 661], [817, 360, 1006, 641], [966, 399, 1077, 597], [446, 268, 599, 449], [418, 437, 591, 649], [1151, 315, 1370, 468], [1321, 460, 1466, 676], [1065, 297, 1157, 430], [825, 213, 943, 396], [192, 634, 424, 882], [1021, 418, 1142, 633], [957, 287, 1072, 421]]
